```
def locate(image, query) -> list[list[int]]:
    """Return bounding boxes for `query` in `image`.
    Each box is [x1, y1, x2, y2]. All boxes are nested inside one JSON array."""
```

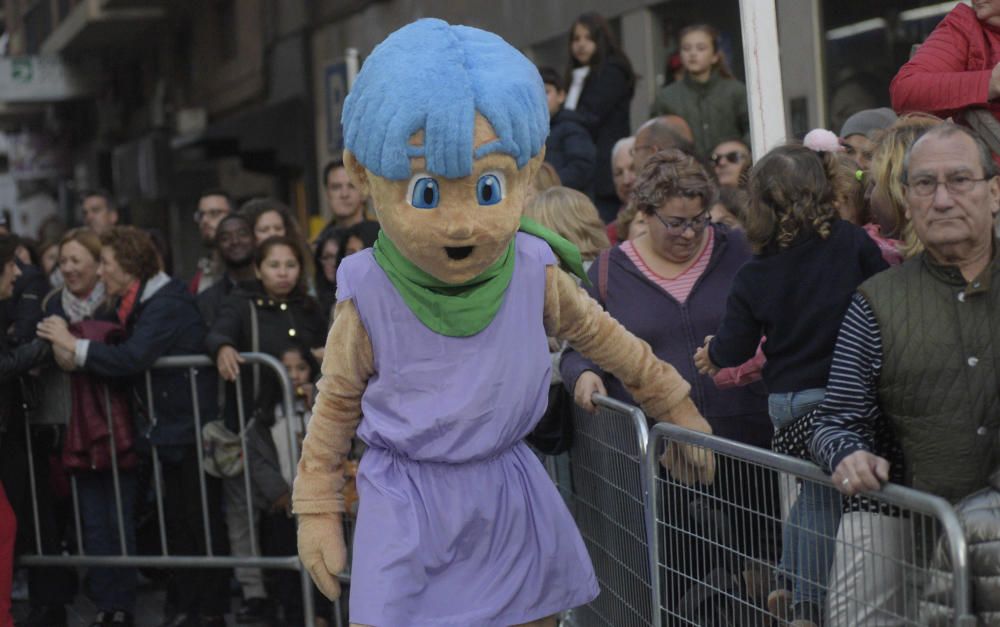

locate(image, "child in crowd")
[[538, 67, 596, 194], [247, 344, 332, 627], [564, 12, 636, 221], [694, 144, 888, 626], [651, 24, 750, 158], [709, 187, 749, 231]]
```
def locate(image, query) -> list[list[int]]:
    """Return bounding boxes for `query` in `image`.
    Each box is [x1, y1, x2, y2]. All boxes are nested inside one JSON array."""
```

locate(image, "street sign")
[[0, 56, 95, 103], [325, 60, 348, 155]]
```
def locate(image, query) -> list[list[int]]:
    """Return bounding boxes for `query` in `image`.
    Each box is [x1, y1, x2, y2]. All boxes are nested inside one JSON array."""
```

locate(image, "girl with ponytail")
[[693, 143, 889, 626]]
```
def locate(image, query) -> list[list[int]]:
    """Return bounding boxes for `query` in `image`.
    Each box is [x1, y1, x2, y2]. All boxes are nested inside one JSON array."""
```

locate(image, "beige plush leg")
[[513, 616, 557, 627]]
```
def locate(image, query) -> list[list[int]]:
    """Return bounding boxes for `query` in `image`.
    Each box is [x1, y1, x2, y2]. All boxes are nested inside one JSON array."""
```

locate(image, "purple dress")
[[336, 233, 598, 626]]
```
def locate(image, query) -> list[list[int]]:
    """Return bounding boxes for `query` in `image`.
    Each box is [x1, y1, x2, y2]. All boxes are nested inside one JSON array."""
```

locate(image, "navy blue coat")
[[560, 226, 771, 449], [81, 277, 216, 449], [545, 108, 596, 193]]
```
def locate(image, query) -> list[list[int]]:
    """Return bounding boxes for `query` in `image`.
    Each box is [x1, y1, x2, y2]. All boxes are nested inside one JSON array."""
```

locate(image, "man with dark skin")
[[193, 212, 276, 624], [196, 214, 256, 327]]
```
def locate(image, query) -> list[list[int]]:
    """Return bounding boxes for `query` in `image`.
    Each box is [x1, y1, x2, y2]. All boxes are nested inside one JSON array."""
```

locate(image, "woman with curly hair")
[[694, 143, 889, 626]]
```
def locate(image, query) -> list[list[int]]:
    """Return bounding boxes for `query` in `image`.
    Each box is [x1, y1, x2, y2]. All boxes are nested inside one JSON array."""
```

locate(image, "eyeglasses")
[[906, 174, 991, 197], [651, 210, 711, 234], [194, 208, 230, 224], [711, 151, 745, 167]]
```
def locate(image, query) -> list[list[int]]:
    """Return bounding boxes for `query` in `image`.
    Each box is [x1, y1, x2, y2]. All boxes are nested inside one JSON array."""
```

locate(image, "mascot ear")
[[523, 146, 546, 185], [343, 150, 371, 197]]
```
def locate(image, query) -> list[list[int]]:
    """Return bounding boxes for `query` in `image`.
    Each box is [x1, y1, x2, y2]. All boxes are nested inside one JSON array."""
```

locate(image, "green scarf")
[[372, 217, 590, 337]]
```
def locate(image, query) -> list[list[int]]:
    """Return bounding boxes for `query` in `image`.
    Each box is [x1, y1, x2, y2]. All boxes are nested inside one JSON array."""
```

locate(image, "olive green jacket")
[[651, 71, 750, 158]]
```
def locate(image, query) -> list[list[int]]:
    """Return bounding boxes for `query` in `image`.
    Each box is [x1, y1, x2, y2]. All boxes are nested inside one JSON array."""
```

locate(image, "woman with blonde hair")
[[524, 186, 609, 263], [868, 113, 942, 259]]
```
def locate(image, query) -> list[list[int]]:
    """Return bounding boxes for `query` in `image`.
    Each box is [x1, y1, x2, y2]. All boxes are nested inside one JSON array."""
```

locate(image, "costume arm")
[[291, 299, 373, 515], [543, 265, 701, 426]]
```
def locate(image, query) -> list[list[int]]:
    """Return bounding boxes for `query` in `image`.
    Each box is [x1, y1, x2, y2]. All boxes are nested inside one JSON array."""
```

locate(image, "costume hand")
[[53, 344, 76, 371], [216, 346, 245, 382], [832, 450, 889, 496], [990, 62, 1000, 100], [573, 371, 607, 414], [657, 397, 716, 485], [297, 513, 346, 600], [37, 316, 76, 352], [693, 336, 719, 376]]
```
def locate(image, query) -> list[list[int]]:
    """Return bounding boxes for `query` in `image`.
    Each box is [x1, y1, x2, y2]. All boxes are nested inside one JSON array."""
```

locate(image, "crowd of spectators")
[[1, 3, 999, 626]]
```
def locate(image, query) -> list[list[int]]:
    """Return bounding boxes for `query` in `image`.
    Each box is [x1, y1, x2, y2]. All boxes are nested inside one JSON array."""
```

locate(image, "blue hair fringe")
[[342, 18, 549, 181]]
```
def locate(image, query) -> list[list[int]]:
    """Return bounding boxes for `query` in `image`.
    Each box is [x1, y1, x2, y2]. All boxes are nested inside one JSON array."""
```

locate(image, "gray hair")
[[901, 123, 997, 184], [611, 136, 634, 162]]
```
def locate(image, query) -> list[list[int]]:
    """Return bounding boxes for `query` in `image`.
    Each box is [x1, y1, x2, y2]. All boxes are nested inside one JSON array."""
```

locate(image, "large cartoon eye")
[[408, 176, 440, 209], [476, 172, 505, 206]]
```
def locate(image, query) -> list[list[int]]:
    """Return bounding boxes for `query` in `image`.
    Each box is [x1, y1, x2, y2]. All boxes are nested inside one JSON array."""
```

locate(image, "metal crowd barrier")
[[647, 421, 975, 627], [553, 395, 657, 627], [17, 353, 331, 627]]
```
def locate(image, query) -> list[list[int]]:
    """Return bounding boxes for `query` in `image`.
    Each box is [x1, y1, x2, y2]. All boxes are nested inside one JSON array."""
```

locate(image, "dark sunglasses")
[[711, 151, 745, 166]]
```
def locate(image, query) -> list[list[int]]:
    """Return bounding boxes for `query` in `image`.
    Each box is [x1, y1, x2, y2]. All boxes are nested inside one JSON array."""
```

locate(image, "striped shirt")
[[621, 229, 715, 304], [810, 292, 885, 472]]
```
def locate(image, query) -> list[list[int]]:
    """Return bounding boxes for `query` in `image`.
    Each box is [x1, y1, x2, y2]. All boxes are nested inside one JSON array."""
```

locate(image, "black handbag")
[[526, 383, 575, 455]]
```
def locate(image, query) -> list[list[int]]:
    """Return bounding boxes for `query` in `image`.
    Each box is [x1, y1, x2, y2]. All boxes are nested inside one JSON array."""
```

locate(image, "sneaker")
[[236, 597, 275, 624], [18, 605, 67, 627]]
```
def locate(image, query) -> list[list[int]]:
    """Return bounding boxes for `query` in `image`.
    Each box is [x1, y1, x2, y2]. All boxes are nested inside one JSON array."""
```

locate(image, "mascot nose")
[[446, 216, 474, 239]]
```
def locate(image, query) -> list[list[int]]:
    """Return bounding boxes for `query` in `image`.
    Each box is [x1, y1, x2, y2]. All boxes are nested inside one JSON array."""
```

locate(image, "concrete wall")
[[189, 0, 266, 116]]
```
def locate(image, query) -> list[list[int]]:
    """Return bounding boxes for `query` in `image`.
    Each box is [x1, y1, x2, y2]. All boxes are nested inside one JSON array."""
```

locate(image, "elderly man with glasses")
[[811, 123, 1000, 625]]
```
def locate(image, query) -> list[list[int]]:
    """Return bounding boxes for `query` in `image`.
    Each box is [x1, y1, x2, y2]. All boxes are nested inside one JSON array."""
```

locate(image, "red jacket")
[[890, 3, 1000, 119], [62, 320, 137, 473]]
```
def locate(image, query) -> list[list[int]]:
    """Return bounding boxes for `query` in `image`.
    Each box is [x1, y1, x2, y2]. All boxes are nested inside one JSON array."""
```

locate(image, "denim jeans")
[[768, 388, 841, 610], [76, 471, 137, 613], [767, 387, 827, 431]]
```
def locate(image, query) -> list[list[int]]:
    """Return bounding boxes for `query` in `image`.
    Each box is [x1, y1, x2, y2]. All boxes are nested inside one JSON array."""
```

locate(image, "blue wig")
[[342, 18, 549, 181]]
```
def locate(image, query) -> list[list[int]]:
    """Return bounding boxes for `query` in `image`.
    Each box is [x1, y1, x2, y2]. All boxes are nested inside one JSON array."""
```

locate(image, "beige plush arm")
[[544, 265, 700, 422], [292, 299, 374, 515], [544, 266, 714, 483]]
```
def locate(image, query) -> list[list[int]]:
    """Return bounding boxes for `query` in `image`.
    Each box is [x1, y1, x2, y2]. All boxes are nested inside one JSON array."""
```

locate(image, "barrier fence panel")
[[17, 353, 324, 627], [646, 422, 975, 627], [555, 394, 658, 627]]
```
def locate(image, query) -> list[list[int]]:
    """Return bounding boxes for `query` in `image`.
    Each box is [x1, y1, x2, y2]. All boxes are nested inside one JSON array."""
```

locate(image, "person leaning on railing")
[[810, 123, 1000, 625], [37, 226, 227, 627], [39, 227, 137, 626], [0, 234, 53, 627], [205, 234, 328, 625]]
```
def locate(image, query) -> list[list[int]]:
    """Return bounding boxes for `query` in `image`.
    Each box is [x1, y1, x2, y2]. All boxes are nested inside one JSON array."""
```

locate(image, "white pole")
[[739, 0, 787, 158]]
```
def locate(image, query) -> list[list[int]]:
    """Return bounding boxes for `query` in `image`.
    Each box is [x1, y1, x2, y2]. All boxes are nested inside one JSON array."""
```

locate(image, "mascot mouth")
[[445, 246, 475, 260]]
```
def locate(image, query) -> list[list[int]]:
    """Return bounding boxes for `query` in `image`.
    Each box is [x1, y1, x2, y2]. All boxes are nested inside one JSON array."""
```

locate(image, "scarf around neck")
[[61, 281, 106, 323], [373, 217, 589, 337]]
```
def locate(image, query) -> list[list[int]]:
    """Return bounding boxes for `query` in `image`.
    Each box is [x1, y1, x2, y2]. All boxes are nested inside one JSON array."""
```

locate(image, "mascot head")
[[341, 18, 549, 284]]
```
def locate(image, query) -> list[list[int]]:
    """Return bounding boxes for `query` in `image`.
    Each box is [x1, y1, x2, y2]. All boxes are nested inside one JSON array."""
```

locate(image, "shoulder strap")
[[248, 299, 260, 394], [598, 248, 611, 304]]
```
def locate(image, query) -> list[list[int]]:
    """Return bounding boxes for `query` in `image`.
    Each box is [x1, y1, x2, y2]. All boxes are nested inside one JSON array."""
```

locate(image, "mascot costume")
[[292, 18, 715, 627]]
